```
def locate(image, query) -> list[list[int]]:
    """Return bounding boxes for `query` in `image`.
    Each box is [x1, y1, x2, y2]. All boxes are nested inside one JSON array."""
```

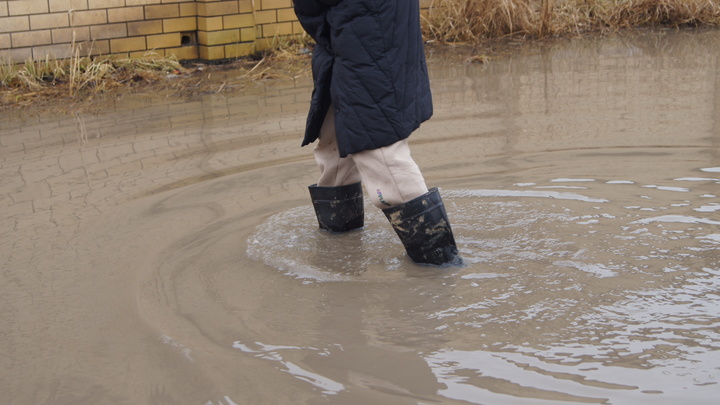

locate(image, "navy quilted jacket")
[[293, 0, 433, 157]]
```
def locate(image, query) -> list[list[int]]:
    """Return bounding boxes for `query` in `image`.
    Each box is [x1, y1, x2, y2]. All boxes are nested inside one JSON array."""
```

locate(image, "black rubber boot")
[[308, 182, 364, 233], [382, 188, 462, 267]]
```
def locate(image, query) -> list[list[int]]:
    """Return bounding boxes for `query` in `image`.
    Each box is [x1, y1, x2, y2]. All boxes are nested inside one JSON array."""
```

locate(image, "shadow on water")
[[1, 29, 719, 404]]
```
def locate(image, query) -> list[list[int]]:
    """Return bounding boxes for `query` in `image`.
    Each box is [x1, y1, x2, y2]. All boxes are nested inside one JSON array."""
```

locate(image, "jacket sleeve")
[[293, 0, 334, 49]]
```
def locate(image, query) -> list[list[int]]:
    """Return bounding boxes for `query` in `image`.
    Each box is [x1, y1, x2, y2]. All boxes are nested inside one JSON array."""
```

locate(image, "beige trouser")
[[314, 105, 428, 208]]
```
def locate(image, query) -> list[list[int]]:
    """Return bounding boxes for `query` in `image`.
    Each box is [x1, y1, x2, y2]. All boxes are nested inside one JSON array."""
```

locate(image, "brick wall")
[[0, 0, 304, 62]]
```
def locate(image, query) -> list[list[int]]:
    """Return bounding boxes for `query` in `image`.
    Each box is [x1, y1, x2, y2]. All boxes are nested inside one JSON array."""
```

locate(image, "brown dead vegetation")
[[422, 0, 720, 42]]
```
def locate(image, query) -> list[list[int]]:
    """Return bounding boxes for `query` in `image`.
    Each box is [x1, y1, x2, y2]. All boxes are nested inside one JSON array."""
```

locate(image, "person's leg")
[[308, 105, 364, 232], [349, 139, 428, 209], [313, 104, 361, 187], [351, 140, 461, 266]]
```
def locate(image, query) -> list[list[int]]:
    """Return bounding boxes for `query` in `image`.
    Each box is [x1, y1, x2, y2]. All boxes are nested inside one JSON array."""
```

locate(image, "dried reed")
[[603, 0, 720, 28], [1, 51, 184, 97], [423, 0, 539, 42], [423, 0, 720, 42]]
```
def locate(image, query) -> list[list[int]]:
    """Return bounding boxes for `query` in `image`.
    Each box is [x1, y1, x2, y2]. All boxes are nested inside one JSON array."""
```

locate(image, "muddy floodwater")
[[2, 29, 720, 405]]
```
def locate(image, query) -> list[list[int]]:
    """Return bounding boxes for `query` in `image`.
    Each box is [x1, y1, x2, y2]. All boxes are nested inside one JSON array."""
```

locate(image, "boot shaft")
[[309, 182, 364, 233], [383, 188, 462, 266]]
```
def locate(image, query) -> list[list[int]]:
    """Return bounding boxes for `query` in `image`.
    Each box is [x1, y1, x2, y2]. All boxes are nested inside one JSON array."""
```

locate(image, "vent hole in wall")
[[181, 32, 197, 47]]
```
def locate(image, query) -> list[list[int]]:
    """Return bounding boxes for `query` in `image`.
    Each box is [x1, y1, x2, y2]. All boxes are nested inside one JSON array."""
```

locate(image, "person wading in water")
[[293, 0, 462, 266]]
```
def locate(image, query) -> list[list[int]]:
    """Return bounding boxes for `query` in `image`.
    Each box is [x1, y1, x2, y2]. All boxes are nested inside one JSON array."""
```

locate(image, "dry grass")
[[422, 0, 720, 42], [1, 50, 186, 109], [0, 34, 314, 110], [602, 0, 720, 28], [423, 0, 539, 42]]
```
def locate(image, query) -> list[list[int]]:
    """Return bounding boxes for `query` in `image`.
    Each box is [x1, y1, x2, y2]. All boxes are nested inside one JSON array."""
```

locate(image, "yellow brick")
[[199, 45, 223, 60], [276, 8, 296, 23], [8, 0, 48, 16], [165, 45, 198, 61], [223, 13, 253, 29], [60, 40, 83, 54], [163, 17, 196, 33], [108, 6, 144, 23], [147, 33, 180, 49], [179, 2, 196, 17], [292, 21, 304, 35], [253, 37, 272, 52], [32, 43, 73, 59], [198, 1, 238, 17], [87, 0, 124, 9], [70, 9, 107, 26], [224, 42, 253, 58], [198, 29, 239, 46], [110, 36, 146, 53], [0, 33, 9, 49], [130, 49, 157, 58], [197, 16, 222, 31], [52, 26, 91, 43], [127, 20, 163, 36], [261, 0, 291, 10], [261, 22, 292, 38], [90, 23, 127, 40], [254, 10, 275, 24], [0, 16, 30, 33], [11, 30, 51, 47], [49, 0, 89, 13], [69, 38, 109, 55], [0, 1, 7, 17], [145, 4, 179, 19], [240, 27, 255, 42], [239, 0, 252, 13], [30, 12, 70, 29], [88, 39, 110, 55], [0, 47, 32, 63], [126, 0, 160, 5]]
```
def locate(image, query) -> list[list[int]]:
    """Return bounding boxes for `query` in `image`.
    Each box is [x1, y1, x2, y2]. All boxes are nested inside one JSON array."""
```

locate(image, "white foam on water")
[[674, 177, 719, 181], [631, 215, 720, 225], [695, 203, 720, 213], [534, 186, 588, 189], [642, 185, 690, 192], [699, 234, 720, 243], [446, 189, 608, 203], [550, 178, 597, 182]]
